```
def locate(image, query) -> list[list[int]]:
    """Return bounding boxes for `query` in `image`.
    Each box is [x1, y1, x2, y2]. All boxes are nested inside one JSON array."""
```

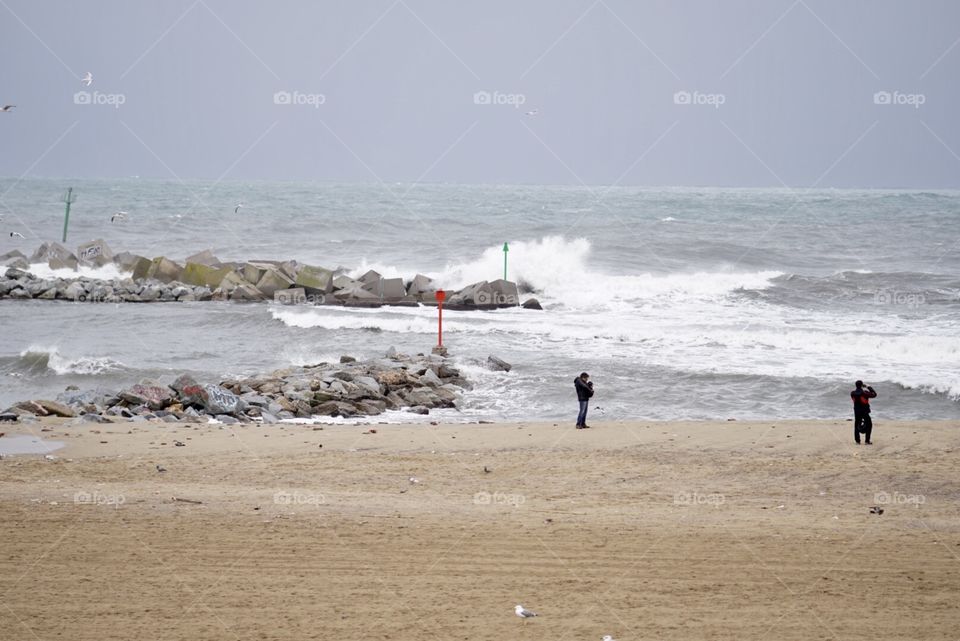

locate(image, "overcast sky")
[[1, 0, 958, 188]]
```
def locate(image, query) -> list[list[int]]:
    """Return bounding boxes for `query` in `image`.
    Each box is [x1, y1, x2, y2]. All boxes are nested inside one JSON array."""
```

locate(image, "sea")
[[1, 177, 958, 422]]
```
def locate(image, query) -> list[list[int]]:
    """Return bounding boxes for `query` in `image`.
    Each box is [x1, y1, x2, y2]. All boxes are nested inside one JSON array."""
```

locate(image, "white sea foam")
[[16, 345, 124, 375], [24, 263, 128, 281]]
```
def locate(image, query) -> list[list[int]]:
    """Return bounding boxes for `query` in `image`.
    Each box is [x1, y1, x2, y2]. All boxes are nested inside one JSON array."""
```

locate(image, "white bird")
[[9, 232, 24, 238], [602, 636, 618, 641], [0, 105, 15, 113], [408, 476, 420, 485], [524, 109, 539, 116], [515, 604, 537, 620], [81, 72, 93, 87], [111, 211, 128, 223], [234, 203, 244, 214]]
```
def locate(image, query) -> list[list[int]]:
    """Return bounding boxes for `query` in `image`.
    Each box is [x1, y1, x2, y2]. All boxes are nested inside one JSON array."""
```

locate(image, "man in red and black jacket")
[[851, 380, 877, 445]]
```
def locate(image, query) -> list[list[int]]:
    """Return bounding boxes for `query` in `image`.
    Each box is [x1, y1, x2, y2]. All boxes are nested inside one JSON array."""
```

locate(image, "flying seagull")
[[9, 232, 24, 238], [514, 604, 538, 621], [1, 105, 15, 113], [234, 203, 244, 213], [524, 109, 539, 116], [111, 211, 128, 223], [81, 72, 93, 87]]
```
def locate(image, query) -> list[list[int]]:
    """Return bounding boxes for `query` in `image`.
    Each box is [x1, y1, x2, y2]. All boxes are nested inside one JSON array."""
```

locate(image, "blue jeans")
[[576, 400, 589, 426]]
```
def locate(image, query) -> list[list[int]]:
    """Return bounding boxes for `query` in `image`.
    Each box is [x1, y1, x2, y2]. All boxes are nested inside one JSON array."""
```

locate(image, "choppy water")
[[1, 178, 959, 421]]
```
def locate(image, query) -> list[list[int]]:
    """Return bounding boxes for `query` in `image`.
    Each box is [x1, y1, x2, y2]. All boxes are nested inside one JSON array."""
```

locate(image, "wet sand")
[[1, 418, 958, 640]]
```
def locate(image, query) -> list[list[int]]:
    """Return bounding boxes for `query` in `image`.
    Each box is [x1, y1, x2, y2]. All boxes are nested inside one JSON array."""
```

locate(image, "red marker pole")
[[434, 289, 446, 348]]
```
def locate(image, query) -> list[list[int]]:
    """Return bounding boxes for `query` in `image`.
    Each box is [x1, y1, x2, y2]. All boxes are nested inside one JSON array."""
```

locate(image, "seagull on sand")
[[234, 202, 244, 214], [515, 604, 538, 621], [9, 232, 24, 238], [81, 72, 93, 87], [111, 211, 128, 223], [1, 105, 15, 113], [156, 464, 166, 473], [602, 636, 618, 641]]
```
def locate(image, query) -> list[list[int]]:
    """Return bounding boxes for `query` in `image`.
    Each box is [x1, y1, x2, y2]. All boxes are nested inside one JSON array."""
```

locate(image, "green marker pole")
[[61, 187, 76, 243], [502, 241, 509, 280]]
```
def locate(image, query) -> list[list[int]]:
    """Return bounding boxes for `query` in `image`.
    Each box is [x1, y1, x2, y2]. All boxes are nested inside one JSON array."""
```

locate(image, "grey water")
[[1, 178, 959, 421]]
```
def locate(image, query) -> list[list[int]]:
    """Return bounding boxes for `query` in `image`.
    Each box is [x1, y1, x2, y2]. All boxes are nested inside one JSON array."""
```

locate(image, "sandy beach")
[[1, 417, 958, 640]]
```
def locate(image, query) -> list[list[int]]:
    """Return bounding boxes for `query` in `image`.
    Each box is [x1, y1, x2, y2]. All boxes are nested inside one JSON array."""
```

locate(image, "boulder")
[[488, 279, 520, 307], [120, 384, 173, 411], [419, 368, 443, 387], [255, 266, 295, 297], [14, 400, 48, 416], [377, 370, 417, 387], [333, 284, 378, 302], [355, 400, 386, 415], [146, 257, 184, 284], [219, 271, 248, 292], [467, 282, 497, 307], [1, 257, 29, 270], [358, 270, 382, 285], [76, 239, 113, 267], [170, 374, 200, 398], [521, 298, 543, 310], [0, 249, 26, 263], [363, 277, 405, 300], [406, 274, 434, 297], [273, 287, 307, 305], [64, 281, 87, 301], [295, 265, 334, 294], [138, 286, 161, 302], [229, 283, 265, 301], [34, 399, 76, 418], [242, 262, 268, 285], [185, 249, 221, 266], [182, 383, 248, 415], [113, 252, 151, 276], [181, 262, 233, 289], [313, 400, 358, 417], [131, 256, 153, 281], [332, 274, 357, 290], [353, 376, 382, 396], [31, 242, 78, 271], [487, 355, 512, 372], [8, 288, 31, 299]]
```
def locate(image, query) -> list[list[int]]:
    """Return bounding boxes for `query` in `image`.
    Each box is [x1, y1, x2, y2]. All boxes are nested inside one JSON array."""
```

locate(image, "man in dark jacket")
[[851, 380, 877, 444], [574, 372, 594, 429]]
